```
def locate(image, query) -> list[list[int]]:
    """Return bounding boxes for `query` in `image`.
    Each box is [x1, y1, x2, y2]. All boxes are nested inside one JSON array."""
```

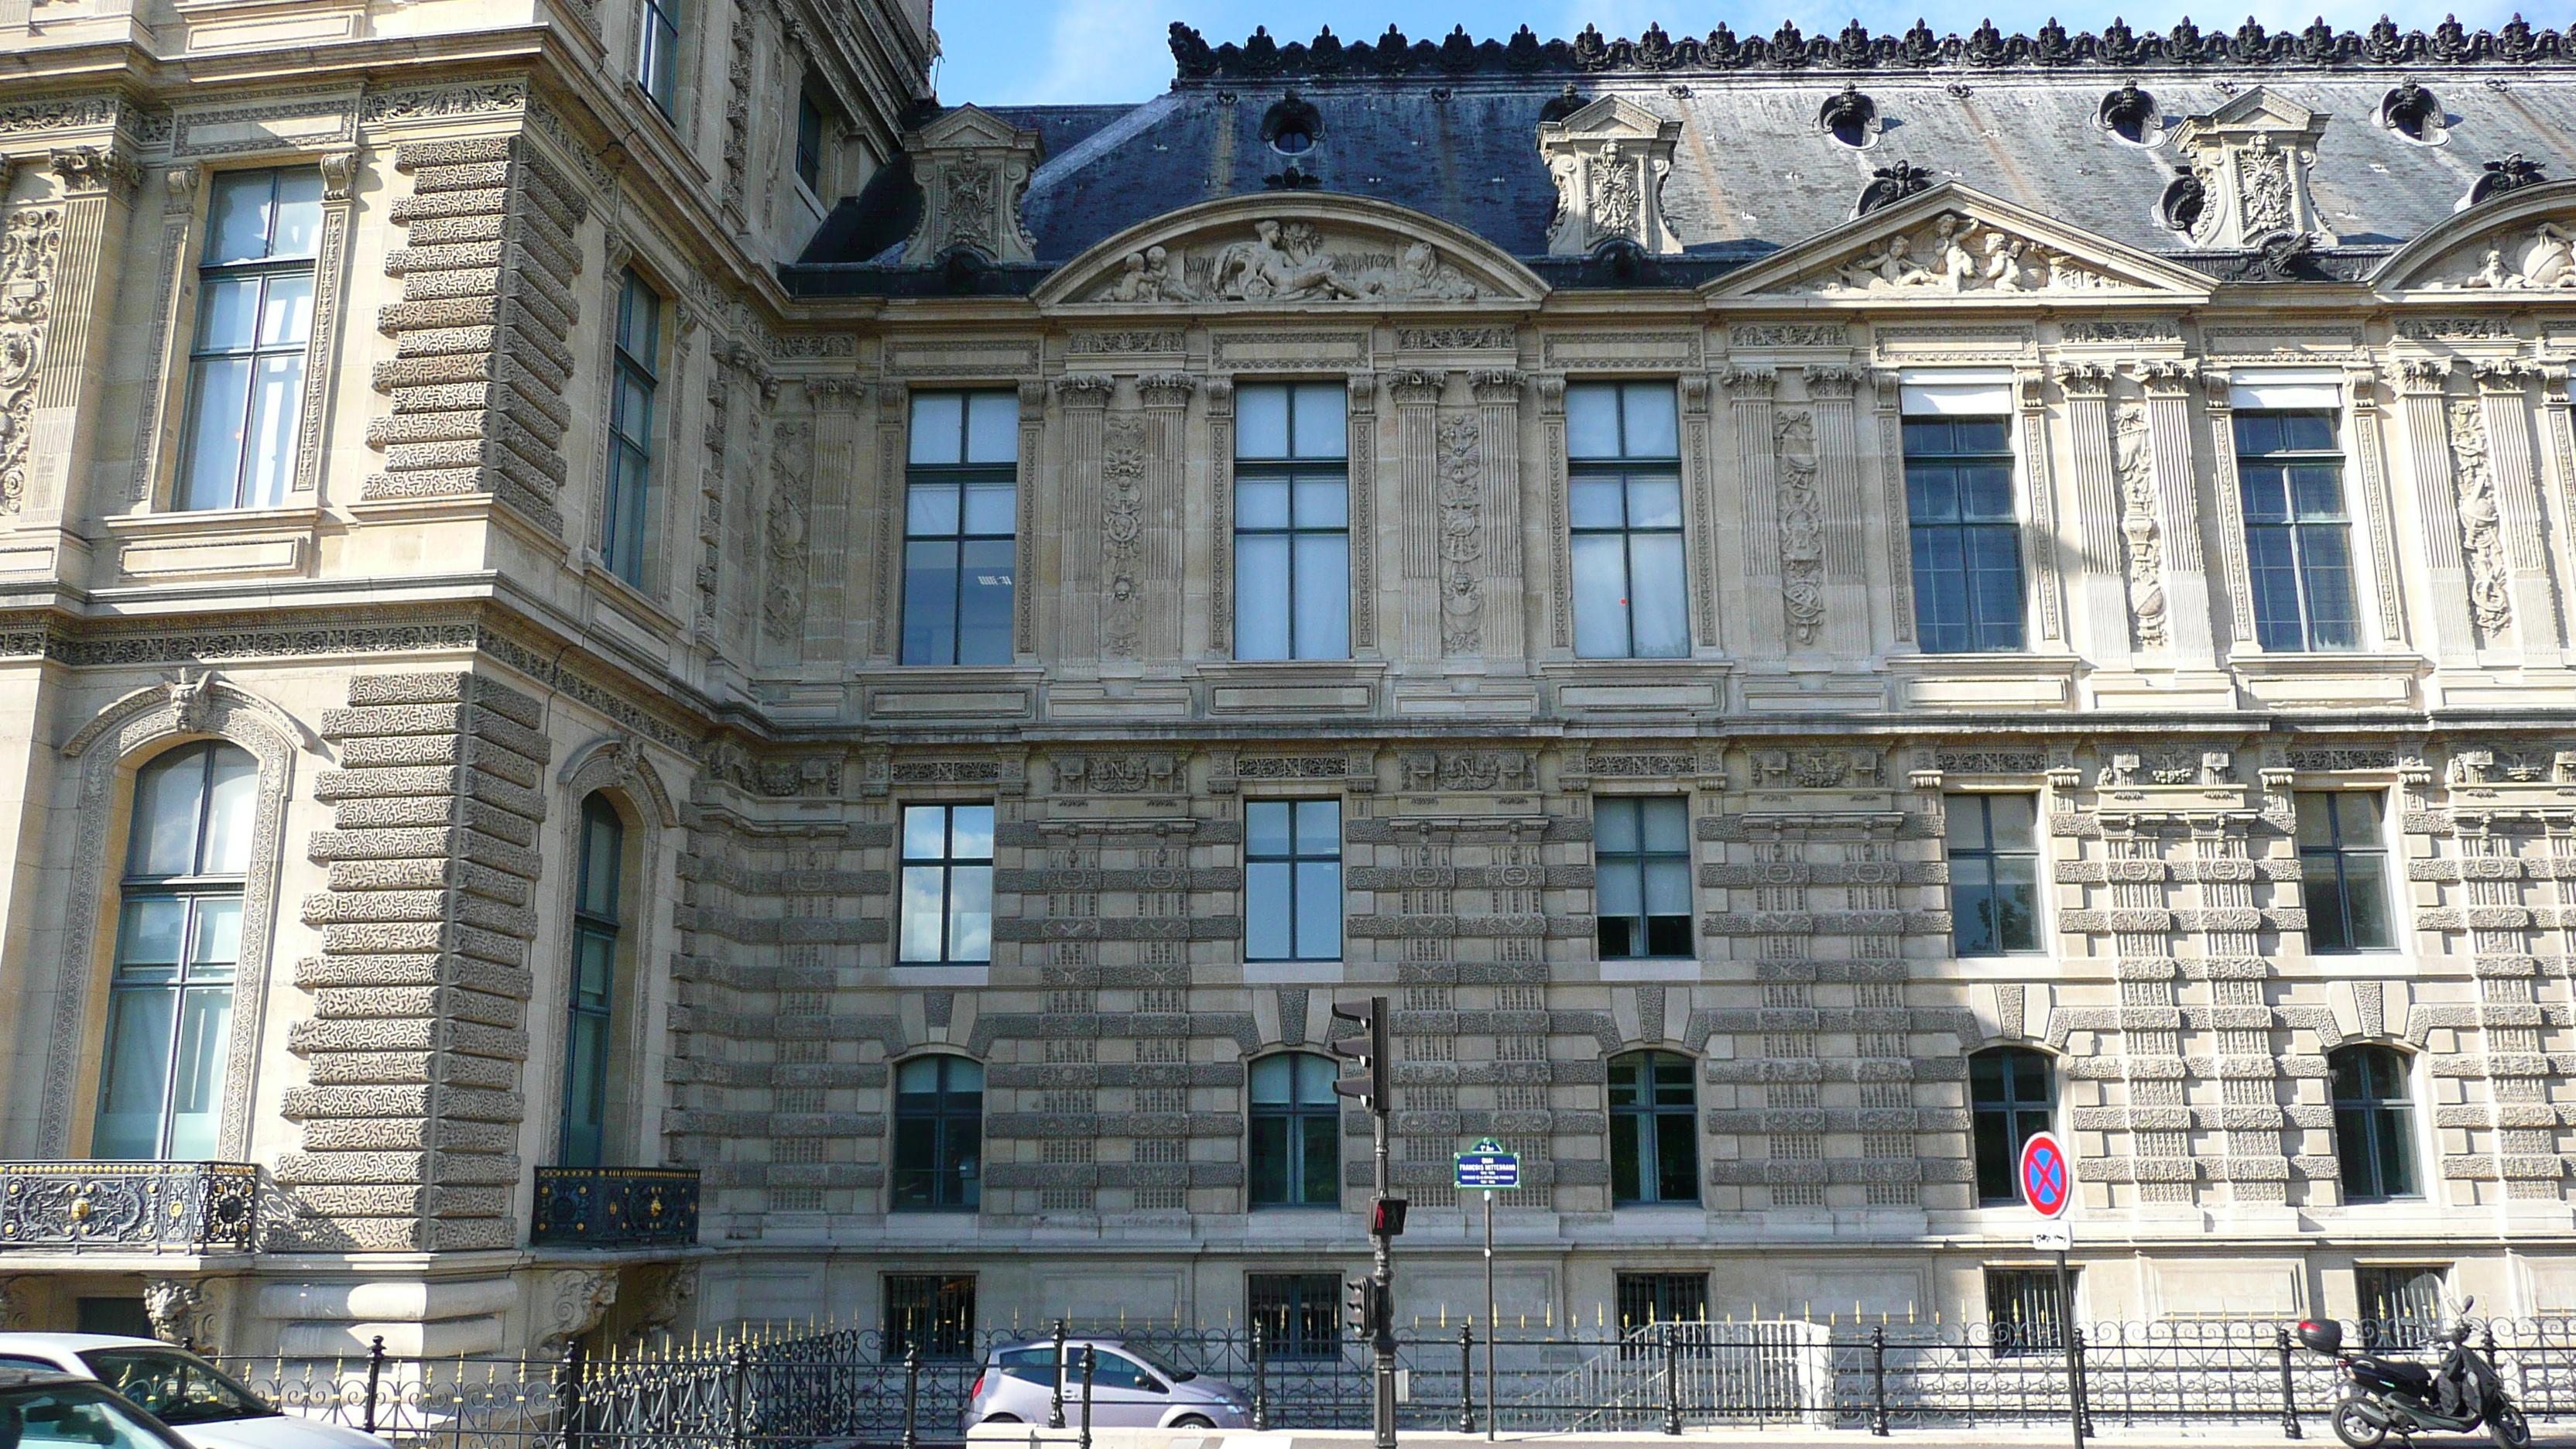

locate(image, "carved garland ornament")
[[1100, 416, 1148, 658], [2112, 403, 2168, 649], [1797, 211, 2130, 296], [1435, 413, 1482, 655], [2449, 397, 2512, 639], [0, 207, 63, 515], [1775, 409, 1825, 644], [1091, 219, 1480, 304], [760, 419, 814, 644]]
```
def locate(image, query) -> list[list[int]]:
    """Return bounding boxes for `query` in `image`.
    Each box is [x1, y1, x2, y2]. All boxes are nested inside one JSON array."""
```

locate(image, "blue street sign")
[[1454, 1137, 1519, 1190]]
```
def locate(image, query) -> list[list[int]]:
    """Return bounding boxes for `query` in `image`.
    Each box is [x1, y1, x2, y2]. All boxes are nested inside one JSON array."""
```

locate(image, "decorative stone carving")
[[1397, 750, 1536, 793], [47, 145, 140, 197], [1793, 211, 2132, 295], [899, 105, 1043, 265], [1775, 409, 1823, 644], [1085, 219, 1480, 303], [1099, 416, 1147, 658], [2113, 403, 2167, 649], [2419, 221, 2576, 290], [630, 1263, 698, 1341], [2449, 397, 2512, 638], [540, 1269, 618, 1356], [0, 207, 62, 515], [1436, 413, 1482, 654], [761, 419, 814, 644], [1053, 753, 1182, 794], [143, 1279, 206, 1348], [1536, 94, 1684, 257], [2169, 87, 2338, 248]]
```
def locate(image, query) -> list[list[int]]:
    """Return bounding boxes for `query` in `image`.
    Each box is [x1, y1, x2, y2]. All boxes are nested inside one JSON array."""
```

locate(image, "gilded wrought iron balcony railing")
[[0, 1162, 259, 1252], [531, 1166, 700, 1248]]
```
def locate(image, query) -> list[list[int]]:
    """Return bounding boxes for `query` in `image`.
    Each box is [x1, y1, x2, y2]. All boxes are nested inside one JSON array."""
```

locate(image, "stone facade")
[[6, 9, 2576, 1356]]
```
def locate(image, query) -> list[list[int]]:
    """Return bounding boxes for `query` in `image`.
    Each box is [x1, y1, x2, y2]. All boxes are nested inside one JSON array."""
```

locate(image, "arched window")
[[559, 794, 625, 1168], [892, 1055, 983, 1211], [1970, 1046, 2055, 1205], [1249, 1052, 1338, 1208], [1608, 1050, 1696, 1205], [2331, 1045, 2417, 1202], [94, 742, 256, 1160]]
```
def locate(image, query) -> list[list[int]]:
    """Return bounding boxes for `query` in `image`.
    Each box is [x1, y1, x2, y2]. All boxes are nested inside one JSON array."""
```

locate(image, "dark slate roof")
[[784, 17, 2576, 293]]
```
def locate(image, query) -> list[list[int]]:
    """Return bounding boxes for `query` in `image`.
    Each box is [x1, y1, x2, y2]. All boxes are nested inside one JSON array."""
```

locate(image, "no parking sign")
[[2018, 1130, 2072, 1218]]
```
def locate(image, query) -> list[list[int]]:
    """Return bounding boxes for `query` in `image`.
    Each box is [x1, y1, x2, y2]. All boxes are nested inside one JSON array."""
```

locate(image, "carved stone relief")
[[2113, 403, 2168, 649], [1100, 416, 1147, 658], [1536, 94, 1684, 256], [761, 419, 814, 644], [1086, 220, 1481, 303], [2169, 87, 2338, 249], [2449, 397, 2513, 639], [2419, 221, 2576, 290], [1793, 212, 2134, 295], [1775, 409, 1824, 644], [0, 207, 62, 514], [900, 106, 1042, 265], [1436, 413, 1482, 654]]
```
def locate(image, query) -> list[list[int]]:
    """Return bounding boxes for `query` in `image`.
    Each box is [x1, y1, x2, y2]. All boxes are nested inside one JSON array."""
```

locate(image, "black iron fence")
[[0, 1160, 259, 1252], [211, 1316, 2576, 1448], [527, 1168, 701, 1249]]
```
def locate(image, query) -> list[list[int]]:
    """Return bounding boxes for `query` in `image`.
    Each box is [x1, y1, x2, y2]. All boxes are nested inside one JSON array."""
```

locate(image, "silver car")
[[961, 1338, 1251, 1430]]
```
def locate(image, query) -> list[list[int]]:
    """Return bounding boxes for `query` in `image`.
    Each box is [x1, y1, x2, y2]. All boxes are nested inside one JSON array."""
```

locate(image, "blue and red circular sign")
[[2018, 1131, 2072, 1218]]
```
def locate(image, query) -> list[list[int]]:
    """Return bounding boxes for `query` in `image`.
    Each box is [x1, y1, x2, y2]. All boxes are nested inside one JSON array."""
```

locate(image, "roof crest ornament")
[[1165, 18, 2573, 81]]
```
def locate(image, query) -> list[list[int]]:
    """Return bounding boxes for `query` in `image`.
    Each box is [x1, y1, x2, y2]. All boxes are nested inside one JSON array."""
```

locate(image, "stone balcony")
[[0, 1162, 259, 1253], [531, 1166, 701, 1249]]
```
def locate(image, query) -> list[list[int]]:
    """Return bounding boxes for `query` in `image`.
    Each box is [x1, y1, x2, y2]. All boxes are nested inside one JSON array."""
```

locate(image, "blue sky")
[[928, 0, 2545, 104]]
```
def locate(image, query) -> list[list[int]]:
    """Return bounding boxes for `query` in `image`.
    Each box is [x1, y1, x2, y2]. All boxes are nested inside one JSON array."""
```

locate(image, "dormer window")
[[1819, 84, 1877, 149], [1261, 91, 1320, 156], [2381, 80, 2446, 145], [2098, 81, 2158, 145]]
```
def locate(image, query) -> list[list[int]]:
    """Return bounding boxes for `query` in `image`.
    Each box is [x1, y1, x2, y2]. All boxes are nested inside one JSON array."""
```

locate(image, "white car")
[[0, 1335, 392, 1449]]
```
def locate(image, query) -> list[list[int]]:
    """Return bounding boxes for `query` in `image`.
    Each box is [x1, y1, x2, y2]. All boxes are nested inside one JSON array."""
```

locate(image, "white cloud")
[[1009, 0, 1173, 104]]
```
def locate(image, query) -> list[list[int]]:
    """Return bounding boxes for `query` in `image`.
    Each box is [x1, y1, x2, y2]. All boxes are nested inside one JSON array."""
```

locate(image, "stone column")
[[865, 379, 909, 665], [2200, 372, 2261, 648], [1868, 369, 1916, 645], [1347, 372, 1379, 656], [1389, 368, 1446, 661], [2344, 365, 2411, 649], [121, 165, 202, 514], [1537, 376, 1571, 653], [17, 145, 139, 522], [1725, 368, 1783, 658], [2057, 364, 2132, 663], [289, 151, 360, 498], [1136, 372, 1194, 662], [2394, 360, 2480, 663], [1202, 377, 1235, 659], [1016, 378, 1050, 660], [804, 379, 869, 666], [1808, 368, 1872, 658], [1052, 374, 1112, 666], [1471, 369, 1527, 663], [2141, 363, 2219, 665], [2477, 363, 2565, 664], [1677, 373, 1721, 651], [2014, 369, 2066, 644]]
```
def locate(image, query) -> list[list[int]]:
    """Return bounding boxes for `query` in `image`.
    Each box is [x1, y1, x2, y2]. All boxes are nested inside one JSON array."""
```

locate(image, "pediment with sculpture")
[[1031, 194, 1548, 310], [1704, 183, 2214, 302], [2375, 180, 2576, 293]]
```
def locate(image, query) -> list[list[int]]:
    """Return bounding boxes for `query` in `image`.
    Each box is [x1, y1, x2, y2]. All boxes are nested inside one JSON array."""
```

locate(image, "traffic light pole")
[[1371, 1098, 1396, 1449]]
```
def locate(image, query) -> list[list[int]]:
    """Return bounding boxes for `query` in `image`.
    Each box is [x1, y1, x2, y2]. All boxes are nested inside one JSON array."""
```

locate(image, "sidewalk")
[[966, 1427, 2574, 1449]]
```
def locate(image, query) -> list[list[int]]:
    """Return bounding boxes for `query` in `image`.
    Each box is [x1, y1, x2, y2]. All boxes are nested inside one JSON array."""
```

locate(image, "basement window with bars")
[[1616, 1273, 1708, 1336], [1249, 1273, 1343, 1359], [882, 1274, 976, 1361], [2356, 1264, 2447, 1350], [1986, 1268, 2073, 1358]]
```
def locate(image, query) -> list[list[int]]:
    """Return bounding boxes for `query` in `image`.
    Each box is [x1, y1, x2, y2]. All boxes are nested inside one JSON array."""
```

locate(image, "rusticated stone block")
[[394, 135, 514, 168]]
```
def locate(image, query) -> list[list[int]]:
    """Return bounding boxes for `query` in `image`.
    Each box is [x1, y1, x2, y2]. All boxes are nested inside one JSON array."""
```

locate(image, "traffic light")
[[1329, 996, 1391, 1114], [1369, 1195, 1408, 1238], [1344, 1276, 1377, 1335]]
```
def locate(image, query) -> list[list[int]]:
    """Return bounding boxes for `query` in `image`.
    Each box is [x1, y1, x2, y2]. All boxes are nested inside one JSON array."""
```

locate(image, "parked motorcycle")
[[2297, 1300, 2530, 1449]]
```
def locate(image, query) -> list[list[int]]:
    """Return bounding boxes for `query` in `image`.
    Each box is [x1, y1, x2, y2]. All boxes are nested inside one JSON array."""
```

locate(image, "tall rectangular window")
[[1235, 382, 1348, 660], [176, 169, 321, 513], [899, 804, 993, 964], [1947, 794, 2039, 955], [601, 270, 660, 588], [903, 391, 1018, 666], [2300, 791, 2391, 952], [2239, 409, 2358, 652], [1567, 382, 1687, 658], [1245, 799, 1339, 961], [637, 0, 680, 116], [559, 795, 625, 1169], [1904, 411, 2024, 653], [795, 91, 825, 194], [95, 744, 254, 1161], [1595, 797, 1691, 959]]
